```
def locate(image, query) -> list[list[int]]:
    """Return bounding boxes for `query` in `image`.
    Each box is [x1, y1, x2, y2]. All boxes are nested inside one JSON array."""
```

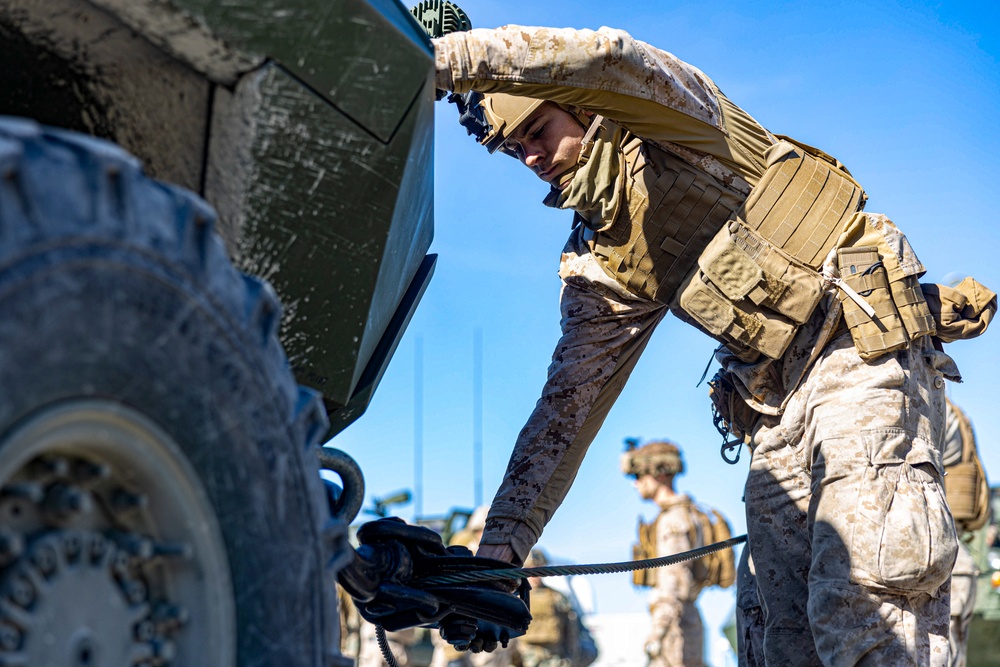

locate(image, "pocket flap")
[[699, 233, 763, 301], [680, 275, 734, 336], [863, 428, 943, 475]]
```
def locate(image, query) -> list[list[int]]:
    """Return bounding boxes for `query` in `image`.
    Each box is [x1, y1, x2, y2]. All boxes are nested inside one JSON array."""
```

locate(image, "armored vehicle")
[[0, 1, 512, 665], [967, 485, 1000, 666]]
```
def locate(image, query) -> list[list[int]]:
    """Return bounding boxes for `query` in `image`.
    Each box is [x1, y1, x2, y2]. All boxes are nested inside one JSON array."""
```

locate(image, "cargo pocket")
[[849, 428, 957, 594]]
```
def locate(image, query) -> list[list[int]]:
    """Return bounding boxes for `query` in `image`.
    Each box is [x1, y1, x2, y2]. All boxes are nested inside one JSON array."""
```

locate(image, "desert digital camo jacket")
[[435, 27, 957, 665]]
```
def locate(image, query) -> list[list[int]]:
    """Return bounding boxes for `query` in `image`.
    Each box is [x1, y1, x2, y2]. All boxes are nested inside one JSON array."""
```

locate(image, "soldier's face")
[[634, 474, 658, 500], [503, 102, 586, 187]]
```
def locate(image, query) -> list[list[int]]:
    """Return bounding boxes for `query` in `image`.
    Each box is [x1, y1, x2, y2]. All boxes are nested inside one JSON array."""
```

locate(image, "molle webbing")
[[740, 140, 865, 270], [589, 140, 743, 303], [669, 139, 867, 361]]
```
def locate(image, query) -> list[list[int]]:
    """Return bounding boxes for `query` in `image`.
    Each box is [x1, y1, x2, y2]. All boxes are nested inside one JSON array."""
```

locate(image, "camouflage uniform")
[[645, 495, 705, 667], [514, 585, 578, 667], [434, 25, 961, 665], [942, 401, 981, 667], [746, 333, 955, 666], [948, 544, 977, 667], [734, 548, 764, 667]]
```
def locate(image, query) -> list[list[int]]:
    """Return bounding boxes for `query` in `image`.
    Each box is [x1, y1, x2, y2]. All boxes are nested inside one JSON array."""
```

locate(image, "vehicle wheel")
[[0, 118, 349, 667]]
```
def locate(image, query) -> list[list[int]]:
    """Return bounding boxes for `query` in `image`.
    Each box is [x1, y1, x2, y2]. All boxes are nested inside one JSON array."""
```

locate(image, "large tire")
[[0, 118, 350, 666]]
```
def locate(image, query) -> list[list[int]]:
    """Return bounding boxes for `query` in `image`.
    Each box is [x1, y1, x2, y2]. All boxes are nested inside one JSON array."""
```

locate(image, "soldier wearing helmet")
[[622, 441, 705, 667], [941, 399, 988, 667], [433, 20, 995, 667], [514, 548, 597, 667], [429, 506, 516, 667]]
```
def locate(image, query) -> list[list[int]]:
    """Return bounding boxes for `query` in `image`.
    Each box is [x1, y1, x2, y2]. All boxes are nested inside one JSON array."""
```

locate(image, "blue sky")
[[329, 0, 1000, 655]]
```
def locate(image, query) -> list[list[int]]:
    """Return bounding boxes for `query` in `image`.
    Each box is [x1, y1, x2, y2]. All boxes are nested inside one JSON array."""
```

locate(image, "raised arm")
[[434, 25, 772, 180]]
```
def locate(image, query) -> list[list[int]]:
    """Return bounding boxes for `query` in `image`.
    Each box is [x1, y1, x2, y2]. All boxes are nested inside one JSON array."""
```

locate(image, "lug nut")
[[1, 482, 44, 503], [73, 460, 111, 485], [111, 489, 148, 512], [31, 542, 58, 576], [62, 532, 83, 560], [153, 603, 190, 630], [152, 541, 193, 559], [114, 533, 154, 559], [43, 483, 93, 519], [134, 619, 156, 642], [124, 579, 148, 604], [0, 621, 21, 651], [0, 530, 24, 567], [88, 533, 108, 561], [8, 574, 35, 608], [29, 456, 69, 479]]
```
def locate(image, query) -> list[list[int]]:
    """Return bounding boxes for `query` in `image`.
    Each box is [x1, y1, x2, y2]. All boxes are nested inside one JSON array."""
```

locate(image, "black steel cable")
[[375, 624, 401, 667], [412, 534, 747, 586]]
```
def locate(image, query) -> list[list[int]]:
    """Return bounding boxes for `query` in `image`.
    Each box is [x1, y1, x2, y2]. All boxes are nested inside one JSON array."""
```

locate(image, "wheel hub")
[[0, 401, 235, 667]]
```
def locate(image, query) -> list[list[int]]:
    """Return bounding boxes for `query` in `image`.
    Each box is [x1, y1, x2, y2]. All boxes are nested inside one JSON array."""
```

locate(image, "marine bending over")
[[433, 22, 995, 667]]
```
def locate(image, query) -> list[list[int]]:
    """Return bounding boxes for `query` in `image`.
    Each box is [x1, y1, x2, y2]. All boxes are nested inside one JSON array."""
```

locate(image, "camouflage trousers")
[[735, 547, 765, 667], [646, 599, 705, 667], [948, 541, 977, 667], [515, 643, 571, 667], [745, 334, 956, 666]]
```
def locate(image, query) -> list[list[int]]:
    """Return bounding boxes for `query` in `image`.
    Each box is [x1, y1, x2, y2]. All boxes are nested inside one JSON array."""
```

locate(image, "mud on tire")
[[0, 117, 349, 667]]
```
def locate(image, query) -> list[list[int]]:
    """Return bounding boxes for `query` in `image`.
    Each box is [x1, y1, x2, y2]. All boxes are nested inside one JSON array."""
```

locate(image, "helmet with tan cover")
[[478, 93, 592, 156], [479, 93, 546, 154], [621, 440, 685, 478]]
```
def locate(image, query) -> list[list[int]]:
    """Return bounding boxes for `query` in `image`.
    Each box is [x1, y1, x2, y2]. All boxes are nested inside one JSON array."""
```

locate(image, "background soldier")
[[514, 549, 597, 667], [942, 398, 990, 667], [430, 506, 516, 667], [622, 441, 706, 667]]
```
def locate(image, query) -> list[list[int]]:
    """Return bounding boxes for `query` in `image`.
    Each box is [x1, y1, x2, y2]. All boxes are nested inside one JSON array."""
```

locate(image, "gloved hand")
[[474, 543, 522, 593], [468, 621, 512, 653]]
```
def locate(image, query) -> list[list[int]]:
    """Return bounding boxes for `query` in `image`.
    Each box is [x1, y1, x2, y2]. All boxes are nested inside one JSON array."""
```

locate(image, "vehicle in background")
[[967, 486, 1000, 666], [0, 0, 449, 664]]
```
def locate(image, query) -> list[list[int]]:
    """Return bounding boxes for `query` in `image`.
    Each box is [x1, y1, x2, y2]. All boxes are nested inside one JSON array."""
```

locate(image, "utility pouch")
[[676, 270, 798, 360], [890, 274, 936, 341], [836, 246, 909, 360], [722, 223, 825, 325], [675, 222, 819, 360], [945, 460, 989, 529]]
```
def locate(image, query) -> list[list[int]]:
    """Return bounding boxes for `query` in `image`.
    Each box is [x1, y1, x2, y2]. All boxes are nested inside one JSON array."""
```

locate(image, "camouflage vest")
[[943, 398, 990, 533], [522, 585, 568, 647], [569, 121, 873, 362]]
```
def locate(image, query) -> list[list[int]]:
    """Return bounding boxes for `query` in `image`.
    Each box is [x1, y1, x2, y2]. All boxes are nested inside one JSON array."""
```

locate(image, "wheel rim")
[[0, 399, 236, 666]]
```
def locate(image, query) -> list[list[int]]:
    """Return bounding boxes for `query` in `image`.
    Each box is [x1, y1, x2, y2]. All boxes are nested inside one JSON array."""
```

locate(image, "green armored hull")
[[1, 0, 437, 433], [0, 1, 440, 665]]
